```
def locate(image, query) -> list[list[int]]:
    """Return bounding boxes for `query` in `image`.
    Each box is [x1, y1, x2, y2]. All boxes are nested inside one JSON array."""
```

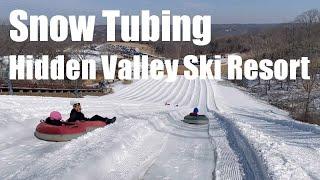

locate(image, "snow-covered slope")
[[212, 81, 320, 179], [0, 77, 319, 180]]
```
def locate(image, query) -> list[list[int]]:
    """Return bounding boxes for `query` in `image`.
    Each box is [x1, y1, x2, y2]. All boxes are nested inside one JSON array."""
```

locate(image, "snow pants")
[[89, 115, 114, 123]]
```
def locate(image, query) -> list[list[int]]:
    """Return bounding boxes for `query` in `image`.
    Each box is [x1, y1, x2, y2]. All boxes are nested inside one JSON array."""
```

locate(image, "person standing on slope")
[[67, 101, 116, 124]]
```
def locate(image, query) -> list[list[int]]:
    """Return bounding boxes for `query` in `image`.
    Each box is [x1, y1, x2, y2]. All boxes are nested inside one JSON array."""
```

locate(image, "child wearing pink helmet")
[[45, 111, 74, 126], [50, 111, 62, 121]]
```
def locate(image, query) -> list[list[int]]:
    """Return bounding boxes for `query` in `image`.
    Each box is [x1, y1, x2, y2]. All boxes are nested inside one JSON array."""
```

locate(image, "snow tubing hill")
[[182, 115, 209, 125], [34, 121, 107, 142]]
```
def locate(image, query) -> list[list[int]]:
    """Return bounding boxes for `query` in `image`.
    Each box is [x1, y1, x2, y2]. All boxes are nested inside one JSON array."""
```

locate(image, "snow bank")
[[212, 81, 320, 179]]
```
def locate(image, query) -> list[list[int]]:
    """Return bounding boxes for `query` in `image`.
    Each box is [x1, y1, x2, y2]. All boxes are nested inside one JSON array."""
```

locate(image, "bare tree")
[[295, 9, 320, 24], [70, 43, 90, 97], [302, 61, 319, 121]]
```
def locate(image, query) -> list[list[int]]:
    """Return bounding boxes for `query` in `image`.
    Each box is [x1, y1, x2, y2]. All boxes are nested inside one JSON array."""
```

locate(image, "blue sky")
[[1, 0, 319, 24]]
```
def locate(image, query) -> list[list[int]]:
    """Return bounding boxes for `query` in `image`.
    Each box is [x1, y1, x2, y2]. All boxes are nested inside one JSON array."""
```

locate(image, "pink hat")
[[50, 111, 62, 121]]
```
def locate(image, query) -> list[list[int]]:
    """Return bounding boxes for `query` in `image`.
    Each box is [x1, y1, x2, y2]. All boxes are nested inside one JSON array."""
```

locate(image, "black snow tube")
[[182, 115, 209, 125]]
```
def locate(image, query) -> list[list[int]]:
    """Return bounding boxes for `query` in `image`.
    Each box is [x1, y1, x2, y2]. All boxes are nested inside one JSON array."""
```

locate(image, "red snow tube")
[[34, 121, 107, 142]]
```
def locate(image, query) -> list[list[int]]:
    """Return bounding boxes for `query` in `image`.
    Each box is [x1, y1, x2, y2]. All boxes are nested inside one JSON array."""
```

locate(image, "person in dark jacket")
[[190, 107, 199, 116], [67, 102, 116, 124]]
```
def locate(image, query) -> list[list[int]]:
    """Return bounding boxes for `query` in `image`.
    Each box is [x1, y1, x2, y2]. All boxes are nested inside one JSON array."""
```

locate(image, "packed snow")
[[0, 77, 319, 180]]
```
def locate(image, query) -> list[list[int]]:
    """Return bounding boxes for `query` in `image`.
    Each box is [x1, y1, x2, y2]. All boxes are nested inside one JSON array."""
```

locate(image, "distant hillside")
[[93, 24, 278, 41], [212, 24, 279, 38]]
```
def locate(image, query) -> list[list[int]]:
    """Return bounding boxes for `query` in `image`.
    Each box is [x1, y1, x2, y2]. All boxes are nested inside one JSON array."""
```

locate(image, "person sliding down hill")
[[67, 101, 116, 124], [189, 107, 199, 116]]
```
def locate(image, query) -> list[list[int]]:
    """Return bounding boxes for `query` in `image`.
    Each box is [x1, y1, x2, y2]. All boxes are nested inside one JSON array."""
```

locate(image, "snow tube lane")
[[113, 79, 152, 98], [171, 79, 190, 106], [130, 79, 168, 102], [198, 79, 208, 113], [115, 79, 156, 100], [139, 80, 216, 179], [142, 111, 215, 180], [179, 79, 195, 107], [151, 76, 183, 103], [161, 77, 186, 104], [124, 79, 163, 101], [143, 80, 174, 103], [187, 78, 201, 108]]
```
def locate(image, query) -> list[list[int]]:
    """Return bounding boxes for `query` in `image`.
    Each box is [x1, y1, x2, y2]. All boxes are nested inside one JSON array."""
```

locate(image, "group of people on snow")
[[45, 101, 116, 126], [45, 100, 200, 126], [165, 102, 179, 107]]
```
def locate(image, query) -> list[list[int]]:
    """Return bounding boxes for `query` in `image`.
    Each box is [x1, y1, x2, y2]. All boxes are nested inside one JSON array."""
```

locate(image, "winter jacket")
[[67, 109, 88, 122], [45, 117, 64, 126], [189, 112, 198, 116]]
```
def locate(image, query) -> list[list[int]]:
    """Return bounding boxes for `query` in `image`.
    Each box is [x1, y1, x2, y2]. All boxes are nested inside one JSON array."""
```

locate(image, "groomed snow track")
[[0, 77, 320, 180]]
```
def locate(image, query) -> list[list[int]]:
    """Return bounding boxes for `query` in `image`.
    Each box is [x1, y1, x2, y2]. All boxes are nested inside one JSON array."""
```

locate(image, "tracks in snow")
[[0, 77, 270, 179], [113, 77, 267, 179]]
